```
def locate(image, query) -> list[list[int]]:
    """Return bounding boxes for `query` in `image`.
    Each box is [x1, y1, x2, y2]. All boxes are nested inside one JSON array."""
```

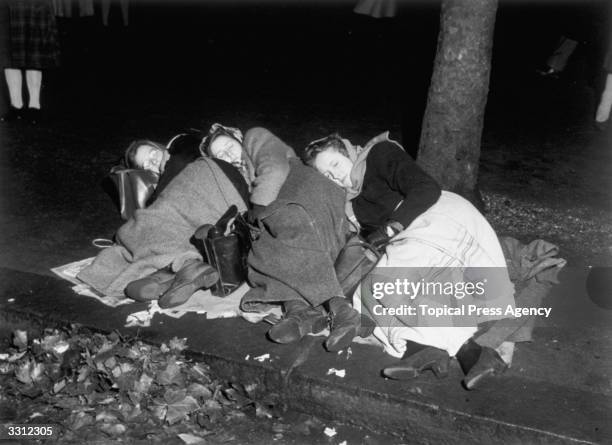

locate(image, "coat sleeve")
[[372, 142, 441, 228], [243, 127, 297, 206]]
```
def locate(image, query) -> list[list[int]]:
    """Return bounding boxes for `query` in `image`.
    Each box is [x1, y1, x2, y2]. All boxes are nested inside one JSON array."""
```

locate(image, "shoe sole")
[[382, 361, 449, 380], [325, 326, 359, 352], [126, 277, 174, 302], [463, 370, 493, 390], [382, 367, 420, 380], [269, 314, 328, 344]]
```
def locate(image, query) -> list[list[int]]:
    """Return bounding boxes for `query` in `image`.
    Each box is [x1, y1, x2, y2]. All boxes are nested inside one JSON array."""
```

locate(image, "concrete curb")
[[0, 267, 607, 444]]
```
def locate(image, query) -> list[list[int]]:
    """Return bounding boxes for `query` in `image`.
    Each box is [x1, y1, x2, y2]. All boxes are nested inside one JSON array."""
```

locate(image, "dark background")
[[1, 0, 610, 270], [7, 0, 607, 151]]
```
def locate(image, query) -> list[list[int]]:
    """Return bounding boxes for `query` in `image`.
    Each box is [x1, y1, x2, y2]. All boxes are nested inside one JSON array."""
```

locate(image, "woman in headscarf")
[[200, 124, 297, 216], [303, 132, 516, 390]]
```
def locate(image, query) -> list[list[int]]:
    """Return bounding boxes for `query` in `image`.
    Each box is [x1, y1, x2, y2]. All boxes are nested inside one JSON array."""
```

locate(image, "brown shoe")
[[382, 346, 450, 380], [462, 347, 507, 390], [125, 267, 175, 302], [324, 298, 370, 352], [268, 305, 328, 344], [158, 260, 219, 309]]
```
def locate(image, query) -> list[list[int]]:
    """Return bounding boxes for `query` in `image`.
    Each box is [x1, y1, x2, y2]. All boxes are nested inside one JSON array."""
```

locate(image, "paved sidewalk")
[[1, 266, 609, 444]]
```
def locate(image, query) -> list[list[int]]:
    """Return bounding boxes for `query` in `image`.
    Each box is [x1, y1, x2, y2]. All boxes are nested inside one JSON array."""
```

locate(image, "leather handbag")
[[105, 166, 159, 220], [335, 234, 382, 296], [193, 206, 253, 297]]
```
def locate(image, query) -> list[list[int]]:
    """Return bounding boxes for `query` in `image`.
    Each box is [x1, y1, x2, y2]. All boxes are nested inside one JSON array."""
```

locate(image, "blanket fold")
[[474, 237, 566, 348], [78, 158, 248, 296], [241, 160, 350, 312]]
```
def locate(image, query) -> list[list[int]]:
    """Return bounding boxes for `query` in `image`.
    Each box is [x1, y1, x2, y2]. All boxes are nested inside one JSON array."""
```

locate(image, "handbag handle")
[[344, 236, 382, 261]]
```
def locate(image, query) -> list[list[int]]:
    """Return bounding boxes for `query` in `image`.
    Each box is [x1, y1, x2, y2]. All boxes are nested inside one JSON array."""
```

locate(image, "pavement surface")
[[0, 266, 610, 444], [1, 2, 611, 444]]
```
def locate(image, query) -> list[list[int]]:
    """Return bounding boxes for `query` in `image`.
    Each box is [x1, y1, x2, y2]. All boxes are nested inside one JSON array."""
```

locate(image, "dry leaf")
[[165, 395, 199, 425], [255, 402, 273, 419], [13, 330, 28, 351], [168, 337, 188, 352], [178, 433, 207, 445], [69, 412, 94, 431], [99, 423, 127, 437], [149, 404, 168, 422], [53, 380, 66, 394], [133, 373, 154, 394], [164, 388, 187, 405], [187, 383, 212, 400], [156, 361, 183, 386]]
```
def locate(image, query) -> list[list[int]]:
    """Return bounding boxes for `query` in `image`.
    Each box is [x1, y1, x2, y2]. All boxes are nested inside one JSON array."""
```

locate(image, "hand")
[[366, 227, 390, 250], [247, 204, 266, 224]]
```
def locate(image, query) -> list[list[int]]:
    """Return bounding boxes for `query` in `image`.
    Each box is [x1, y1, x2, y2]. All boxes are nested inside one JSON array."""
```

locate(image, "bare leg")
[[595, 73, 612, 123], [119, 0, 129, 26], [25, 70, 42, 109], [101, 0, 110, 26], [4, 68, 24, 108]]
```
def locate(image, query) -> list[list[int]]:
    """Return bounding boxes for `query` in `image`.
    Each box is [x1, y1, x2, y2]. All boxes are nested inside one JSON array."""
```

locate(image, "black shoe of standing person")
[[324, 297, 373, 352], [26, 108, 42, 125], [535, 65, 561, 79], [456, 338, 507, 390], [158, 259, 219, 309], [1, 106, 24, 122], [382, 345, 450, 380], [268, 301, 328, 344]]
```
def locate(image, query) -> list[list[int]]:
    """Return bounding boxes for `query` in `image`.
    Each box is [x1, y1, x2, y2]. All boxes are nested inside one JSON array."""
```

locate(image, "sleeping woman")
[[78, 125, 296, 310], [303, 132, 517, 390], [78, 155, 250, 308], [200, 123, 297, 215]]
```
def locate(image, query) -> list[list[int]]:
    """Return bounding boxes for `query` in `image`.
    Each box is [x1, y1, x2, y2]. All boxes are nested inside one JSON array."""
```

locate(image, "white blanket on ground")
[[76, 158, 248, 297], [52, 258, 280, 327]]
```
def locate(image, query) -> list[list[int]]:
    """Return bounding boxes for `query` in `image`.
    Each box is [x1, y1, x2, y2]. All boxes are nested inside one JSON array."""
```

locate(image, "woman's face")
[[134, 144, 166, 174], [209, 135, 244, 168], [313, 147, 354, 189]]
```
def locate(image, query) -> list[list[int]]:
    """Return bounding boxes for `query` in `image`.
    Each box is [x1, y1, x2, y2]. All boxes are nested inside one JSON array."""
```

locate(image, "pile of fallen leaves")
[[0, 326, 286, 444]]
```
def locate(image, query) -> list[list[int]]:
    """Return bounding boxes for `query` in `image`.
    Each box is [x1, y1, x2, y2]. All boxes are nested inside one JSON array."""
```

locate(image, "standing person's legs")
[[25, 69, 41, 109], [1, 68, 23, 121], [119, 0, 128, 26], [101, 0, 110, 26], [4, 68, 23, 107], [595, 73, 612, 126], [25, 69, 42, 124]]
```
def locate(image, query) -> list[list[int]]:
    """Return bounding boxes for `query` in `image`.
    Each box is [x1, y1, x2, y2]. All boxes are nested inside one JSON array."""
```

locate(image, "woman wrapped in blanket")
[[77, 155, 250, 308], [79, 125, 296, 309], [303, 133, 517, 390], [200, 123, 298, 214], [201, 125, 370, 351]]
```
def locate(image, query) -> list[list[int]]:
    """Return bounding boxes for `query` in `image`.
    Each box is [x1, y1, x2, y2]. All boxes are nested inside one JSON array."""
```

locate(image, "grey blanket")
[[78, 158, 248, 296], [241, 160, 350, 312], [475, 236, 567, 348]]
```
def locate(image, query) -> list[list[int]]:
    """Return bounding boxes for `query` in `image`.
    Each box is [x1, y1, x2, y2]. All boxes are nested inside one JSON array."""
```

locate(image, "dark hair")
[[200, 126, 241, 157], [166, 131, 203, 157], [124, 140, 166, 169], [302, 133, 348, 166]]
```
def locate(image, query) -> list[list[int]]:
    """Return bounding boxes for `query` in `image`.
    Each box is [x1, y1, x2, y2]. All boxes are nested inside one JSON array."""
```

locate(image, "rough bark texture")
[[417, 0, 498, 207]]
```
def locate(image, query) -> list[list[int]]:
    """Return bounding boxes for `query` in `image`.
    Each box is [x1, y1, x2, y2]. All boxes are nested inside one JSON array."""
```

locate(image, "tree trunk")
[[417, 0, 498, 207]]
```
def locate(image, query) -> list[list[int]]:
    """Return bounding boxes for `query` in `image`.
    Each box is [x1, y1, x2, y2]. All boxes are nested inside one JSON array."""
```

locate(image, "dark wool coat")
[[352, 141, 441, 235], [241, 160, 350, 312]]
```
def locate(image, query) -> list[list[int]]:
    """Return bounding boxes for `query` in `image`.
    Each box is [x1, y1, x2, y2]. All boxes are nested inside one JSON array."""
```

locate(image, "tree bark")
[[417, 0, 498, 207]]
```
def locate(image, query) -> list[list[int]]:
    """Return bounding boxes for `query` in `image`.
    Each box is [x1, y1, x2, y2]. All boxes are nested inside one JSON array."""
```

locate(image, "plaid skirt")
[[8, 0, 60, 69]]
